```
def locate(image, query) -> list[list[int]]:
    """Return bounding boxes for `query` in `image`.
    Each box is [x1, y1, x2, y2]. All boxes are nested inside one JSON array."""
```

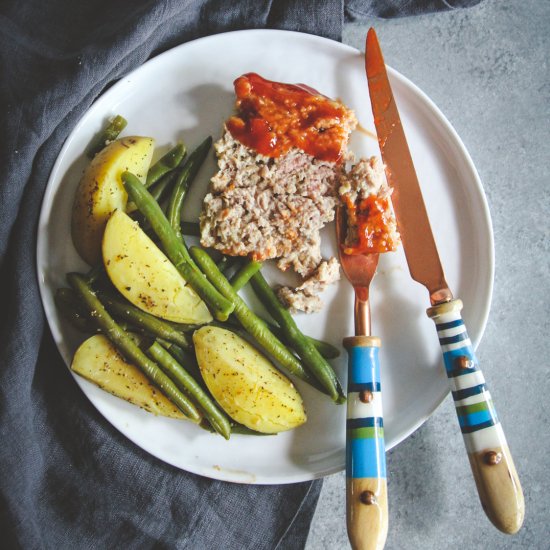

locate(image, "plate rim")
[[36, 28, 494, 484]]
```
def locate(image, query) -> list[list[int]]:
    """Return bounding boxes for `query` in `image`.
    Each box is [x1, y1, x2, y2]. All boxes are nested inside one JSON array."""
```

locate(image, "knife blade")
[[365, 27, 524, 535]]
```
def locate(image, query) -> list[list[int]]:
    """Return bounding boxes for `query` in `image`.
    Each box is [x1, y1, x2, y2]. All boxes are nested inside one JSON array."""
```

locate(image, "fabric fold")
[[1, 1, 338, 547]]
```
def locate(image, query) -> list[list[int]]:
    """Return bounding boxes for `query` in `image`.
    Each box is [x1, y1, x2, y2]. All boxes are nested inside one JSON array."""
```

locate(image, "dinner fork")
[[336, 208, 388, 550]]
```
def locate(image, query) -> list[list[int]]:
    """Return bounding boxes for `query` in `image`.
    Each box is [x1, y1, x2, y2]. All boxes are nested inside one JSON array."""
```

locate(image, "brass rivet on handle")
[[484, 451, 502, 466], [359, 390, 374, 403], [455, 355, 474, 370], [360, 490, 377, 505]]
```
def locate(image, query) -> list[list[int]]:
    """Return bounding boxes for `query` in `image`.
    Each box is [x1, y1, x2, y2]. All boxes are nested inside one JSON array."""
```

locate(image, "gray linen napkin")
[[0, 1, 482, 548]]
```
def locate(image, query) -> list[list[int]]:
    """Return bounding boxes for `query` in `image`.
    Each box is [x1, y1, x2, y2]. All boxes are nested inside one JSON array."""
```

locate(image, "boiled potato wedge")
[[71, 334, 184, 419], [71, 136, 154, 265], [194, 326, 306, 433], [103, 210, 212, 324]]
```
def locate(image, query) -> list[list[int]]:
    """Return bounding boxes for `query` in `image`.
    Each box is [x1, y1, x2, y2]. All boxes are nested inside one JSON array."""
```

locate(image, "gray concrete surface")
[[306, 0, 550, 548]]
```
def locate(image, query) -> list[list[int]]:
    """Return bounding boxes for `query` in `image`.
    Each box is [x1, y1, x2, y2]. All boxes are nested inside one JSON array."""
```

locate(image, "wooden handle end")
[[468, 444, 525, 534], [347, 478, 388, 550]]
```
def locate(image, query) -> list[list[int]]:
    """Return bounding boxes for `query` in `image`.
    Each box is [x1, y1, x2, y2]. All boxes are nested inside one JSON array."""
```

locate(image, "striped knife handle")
[[428, 299, 525, 534], [344, 336, 388, 550]]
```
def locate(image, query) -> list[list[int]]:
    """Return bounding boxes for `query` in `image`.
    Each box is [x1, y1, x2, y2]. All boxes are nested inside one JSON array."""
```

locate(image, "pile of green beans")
[[62, 126, 346, 441]]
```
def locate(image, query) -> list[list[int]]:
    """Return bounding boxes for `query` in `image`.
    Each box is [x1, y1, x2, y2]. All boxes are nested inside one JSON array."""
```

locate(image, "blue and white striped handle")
[[428, 299, 524, 534], [344, 336, 388, 550]]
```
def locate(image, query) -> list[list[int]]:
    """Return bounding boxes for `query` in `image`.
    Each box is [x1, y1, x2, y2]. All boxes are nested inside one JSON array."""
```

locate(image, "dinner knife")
[[365, 27, 524, 534]]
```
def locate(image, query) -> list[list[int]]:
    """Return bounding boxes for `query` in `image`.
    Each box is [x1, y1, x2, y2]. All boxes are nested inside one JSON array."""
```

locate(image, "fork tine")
[[336, 206, 379, 310]]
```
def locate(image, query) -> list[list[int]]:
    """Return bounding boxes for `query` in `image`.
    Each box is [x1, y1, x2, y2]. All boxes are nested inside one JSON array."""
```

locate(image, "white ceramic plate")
[[37, 30, 493, 484]]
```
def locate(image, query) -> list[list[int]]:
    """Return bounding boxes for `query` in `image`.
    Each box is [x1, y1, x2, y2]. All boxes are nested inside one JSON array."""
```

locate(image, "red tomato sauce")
[[227, 73, 351, 163], [343, 194, 398, 254]]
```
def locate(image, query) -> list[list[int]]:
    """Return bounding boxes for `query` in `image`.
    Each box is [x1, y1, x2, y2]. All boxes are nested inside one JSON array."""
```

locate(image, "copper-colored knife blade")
[[365, 28, 452, 305]]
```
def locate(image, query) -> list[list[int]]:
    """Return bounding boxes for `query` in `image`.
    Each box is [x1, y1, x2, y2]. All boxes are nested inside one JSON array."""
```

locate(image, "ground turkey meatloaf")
[[200, 73, 398, 313], [200, 129, 346, 277], [339, 156, 400, 255]]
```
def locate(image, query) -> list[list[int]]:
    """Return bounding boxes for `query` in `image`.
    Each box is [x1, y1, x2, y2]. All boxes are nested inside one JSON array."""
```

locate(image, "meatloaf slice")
[[200, 128, 346, 277], [200, 72, 398, 314]]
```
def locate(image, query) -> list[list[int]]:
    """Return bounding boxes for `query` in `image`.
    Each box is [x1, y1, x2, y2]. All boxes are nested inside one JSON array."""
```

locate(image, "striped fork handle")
[[344, 336, 388, 550], [428, 299, 525, 534]]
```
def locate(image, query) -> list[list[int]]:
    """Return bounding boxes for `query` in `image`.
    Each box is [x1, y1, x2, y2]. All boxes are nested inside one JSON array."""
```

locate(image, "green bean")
[[149, 170, 178, 202], [129, 171, 179, 230], [308, 338, 340, 359], [189, 247, 320, 388], [55, 287, 98, 333], [156, 339, 203, 383], [217, 255, 239, 274], [147, 342, 231, 439], [203, 249, 240, 275], [165, 138, 212, 270], [128, 149, 185, 215], [167, 137, 212, 241], [226, 265, 340, 360], [197, 417, 274, 436], [67, 272, 201, 422], [122, 172, 234, 322], [221, 312, 338, 360], [55, 287, 152, 341], [87, 115, 128, 158], [97, 291, 193, 350], [85, 264, 105, 284], [250, 271, 345, 403], [267, 321, 340, 360], [217, 300, 337, 359], [230, 260, 263, 292], [146, 143, 186, 188], [231, 424, 275, 436], [180, 221, 200, 237]]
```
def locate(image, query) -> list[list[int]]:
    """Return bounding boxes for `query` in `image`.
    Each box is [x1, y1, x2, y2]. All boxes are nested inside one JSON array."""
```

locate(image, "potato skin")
[[193, 326, 307, 433], [71, 334, 185, 419], [71, 136, 154, 265], [102, 210, 212, 324]]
